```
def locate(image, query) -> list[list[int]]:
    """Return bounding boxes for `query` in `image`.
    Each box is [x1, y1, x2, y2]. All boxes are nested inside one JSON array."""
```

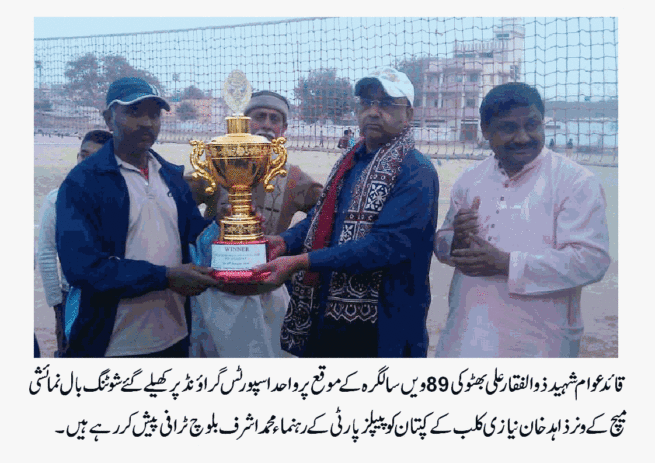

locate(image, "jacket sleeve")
[[56, 175, 169, 299], [507, 174, 611, 295], [308, 160, 439, 274], [280, 208, 314, 255], [37, 191, 64, 307]]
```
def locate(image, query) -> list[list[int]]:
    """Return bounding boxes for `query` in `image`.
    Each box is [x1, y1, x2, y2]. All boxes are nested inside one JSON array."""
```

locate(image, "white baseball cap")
[[355, 67, 415, 107]]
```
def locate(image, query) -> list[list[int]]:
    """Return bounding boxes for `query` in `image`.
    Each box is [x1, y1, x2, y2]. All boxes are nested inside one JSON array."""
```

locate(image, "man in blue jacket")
[[254, 67, 439, 357], [56, 77, 219, 358]]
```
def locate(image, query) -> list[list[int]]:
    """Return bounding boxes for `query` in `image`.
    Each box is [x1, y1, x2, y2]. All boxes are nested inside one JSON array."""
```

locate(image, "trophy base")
[[210, 239, 269, 283], [211, 269, 271, 283]]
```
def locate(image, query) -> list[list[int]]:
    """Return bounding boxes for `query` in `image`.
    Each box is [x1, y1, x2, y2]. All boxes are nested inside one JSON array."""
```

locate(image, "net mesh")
[[34, 17, 618, 164]]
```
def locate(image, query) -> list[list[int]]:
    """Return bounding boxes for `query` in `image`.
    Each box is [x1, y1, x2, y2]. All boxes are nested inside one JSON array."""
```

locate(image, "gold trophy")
[[189, 70, 287, 282]]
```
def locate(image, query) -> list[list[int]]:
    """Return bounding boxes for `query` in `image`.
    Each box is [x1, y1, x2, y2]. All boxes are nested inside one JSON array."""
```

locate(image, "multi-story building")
[[414, 17, 525, 143], [161, 97, 231, 139]]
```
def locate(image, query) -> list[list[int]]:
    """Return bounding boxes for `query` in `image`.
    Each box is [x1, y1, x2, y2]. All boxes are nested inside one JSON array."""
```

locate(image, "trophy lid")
[[209, 70, 271, 145], [209, 131, 270, 145], [223, 70, 252, 117]]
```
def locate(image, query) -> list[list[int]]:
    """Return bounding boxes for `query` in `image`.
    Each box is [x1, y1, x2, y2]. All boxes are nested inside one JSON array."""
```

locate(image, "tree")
[[177, 101, 197, 121], [35, 60, 45, 103], [396, 56, 433, 107], [172, 72, 181, 101], [180, 85, 207, 100], [64, 53, 163, 110], [293, 69, 354, 124], [34, 100, 52, 111], [35, 60, 43, 88]]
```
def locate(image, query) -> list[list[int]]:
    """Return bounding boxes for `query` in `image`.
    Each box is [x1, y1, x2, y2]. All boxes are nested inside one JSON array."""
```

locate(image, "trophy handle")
[[262, 137, 288, 193], [189, 140, 217, 195]]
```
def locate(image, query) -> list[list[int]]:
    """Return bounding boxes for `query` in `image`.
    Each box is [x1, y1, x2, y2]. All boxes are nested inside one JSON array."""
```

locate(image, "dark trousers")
[[54, 292, 68, 357]]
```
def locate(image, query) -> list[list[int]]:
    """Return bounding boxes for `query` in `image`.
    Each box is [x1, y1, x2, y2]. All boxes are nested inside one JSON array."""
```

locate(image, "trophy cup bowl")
[[189, 116, 287, 283]]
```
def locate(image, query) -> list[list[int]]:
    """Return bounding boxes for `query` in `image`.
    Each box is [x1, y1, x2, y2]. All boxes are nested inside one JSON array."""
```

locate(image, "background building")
[[414, 17, 525, 143]]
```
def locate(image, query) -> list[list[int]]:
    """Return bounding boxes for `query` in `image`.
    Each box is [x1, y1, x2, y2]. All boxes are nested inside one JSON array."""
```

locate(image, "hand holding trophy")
[[189, 70, 287, 282]]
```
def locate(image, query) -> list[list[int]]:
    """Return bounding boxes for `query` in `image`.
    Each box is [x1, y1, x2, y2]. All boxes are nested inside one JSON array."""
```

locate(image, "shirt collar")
[[355, 142, 377, 161], [494, 147, 547, 180], [115, 152, 159, 172]]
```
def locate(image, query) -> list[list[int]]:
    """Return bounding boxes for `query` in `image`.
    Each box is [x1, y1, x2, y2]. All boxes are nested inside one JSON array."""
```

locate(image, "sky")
[[33, 16, 618, 104], [34, 17, 297, 39]]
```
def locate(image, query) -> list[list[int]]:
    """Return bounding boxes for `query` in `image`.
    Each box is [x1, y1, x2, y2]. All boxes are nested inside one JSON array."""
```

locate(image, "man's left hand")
[[217, 253, 308, 296], [451, 234, 510, 277], [266, 235, 287, 261]]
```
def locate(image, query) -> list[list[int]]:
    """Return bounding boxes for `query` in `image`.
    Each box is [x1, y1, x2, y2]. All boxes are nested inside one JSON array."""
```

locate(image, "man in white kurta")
[[190, 222, 290, 357], [434, 83, 610, 358]]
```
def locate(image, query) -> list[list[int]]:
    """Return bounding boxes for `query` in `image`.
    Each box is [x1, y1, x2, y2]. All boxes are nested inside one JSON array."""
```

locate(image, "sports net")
[[34, 17, 618, 165]]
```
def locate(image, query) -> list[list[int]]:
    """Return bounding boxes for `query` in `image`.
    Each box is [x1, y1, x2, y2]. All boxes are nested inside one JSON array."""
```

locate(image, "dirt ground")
[[33, 135, 618, 358]]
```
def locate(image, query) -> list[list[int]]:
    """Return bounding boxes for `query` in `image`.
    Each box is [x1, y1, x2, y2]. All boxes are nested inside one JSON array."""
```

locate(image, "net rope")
[[34, 17, 618, 165]]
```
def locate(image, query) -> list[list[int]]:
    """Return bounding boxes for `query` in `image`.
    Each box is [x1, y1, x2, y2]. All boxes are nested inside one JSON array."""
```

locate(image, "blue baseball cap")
[[106, 77, 170, 111]]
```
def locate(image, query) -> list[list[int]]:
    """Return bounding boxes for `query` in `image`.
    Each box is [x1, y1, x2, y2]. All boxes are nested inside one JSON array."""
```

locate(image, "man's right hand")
[[451, 196, 481, 253], [166, 264, 220, 296], [253, 254, 309, 288]]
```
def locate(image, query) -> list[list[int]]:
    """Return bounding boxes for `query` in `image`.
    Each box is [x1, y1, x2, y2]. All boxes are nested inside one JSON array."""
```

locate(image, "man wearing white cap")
[[254, 67, 440, 357], [57, 77, 219, 357]]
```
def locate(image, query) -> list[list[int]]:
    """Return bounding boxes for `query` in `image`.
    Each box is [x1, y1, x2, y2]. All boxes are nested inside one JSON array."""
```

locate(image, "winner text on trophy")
[[189, 70, 287, 282]]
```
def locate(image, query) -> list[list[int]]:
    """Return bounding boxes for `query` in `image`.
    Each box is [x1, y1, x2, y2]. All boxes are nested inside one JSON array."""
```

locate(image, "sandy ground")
[[33, 135, 618, 358]]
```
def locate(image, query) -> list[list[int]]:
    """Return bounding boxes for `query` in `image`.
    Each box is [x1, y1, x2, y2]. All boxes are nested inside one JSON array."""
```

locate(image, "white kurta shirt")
[[189, 222, 291, 358], [434, 148, 610, 357]]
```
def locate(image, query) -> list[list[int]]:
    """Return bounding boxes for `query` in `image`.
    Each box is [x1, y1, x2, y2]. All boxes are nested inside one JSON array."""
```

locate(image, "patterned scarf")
[[281, 127, 415, 356]]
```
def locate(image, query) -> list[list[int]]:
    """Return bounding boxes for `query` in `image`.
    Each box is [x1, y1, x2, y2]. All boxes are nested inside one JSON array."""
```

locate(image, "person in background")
[[186, 90, 322, 233], [187, 90, 323, 357], [433, 82, 610, 357], [36, 129, 112, 357], [338, 129, 350, 151], [566, 138, 574, 158]]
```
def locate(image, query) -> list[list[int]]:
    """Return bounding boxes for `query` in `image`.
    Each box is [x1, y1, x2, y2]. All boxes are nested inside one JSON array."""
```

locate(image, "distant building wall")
[[416, 17, 525, 142]]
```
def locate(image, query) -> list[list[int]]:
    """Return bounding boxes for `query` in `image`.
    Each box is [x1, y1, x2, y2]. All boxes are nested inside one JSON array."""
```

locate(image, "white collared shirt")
[[105, 154, 187, 356], [434, 149, 610, 357]]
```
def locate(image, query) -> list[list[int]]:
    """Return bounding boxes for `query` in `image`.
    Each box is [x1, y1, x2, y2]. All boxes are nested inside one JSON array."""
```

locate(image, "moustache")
[[254, 130, 276, 141], [136, 130, 156, 140], [362, 121, 383, 130], [505, 141, 539, 151]]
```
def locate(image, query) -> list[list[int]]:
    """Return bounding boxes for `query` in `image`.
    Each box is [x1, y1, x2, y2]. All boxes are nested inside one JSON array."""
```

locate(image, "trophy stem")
[[226, 117, 250, 134], [228, 186, 254, 217], [219, 186, 264, 241]]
